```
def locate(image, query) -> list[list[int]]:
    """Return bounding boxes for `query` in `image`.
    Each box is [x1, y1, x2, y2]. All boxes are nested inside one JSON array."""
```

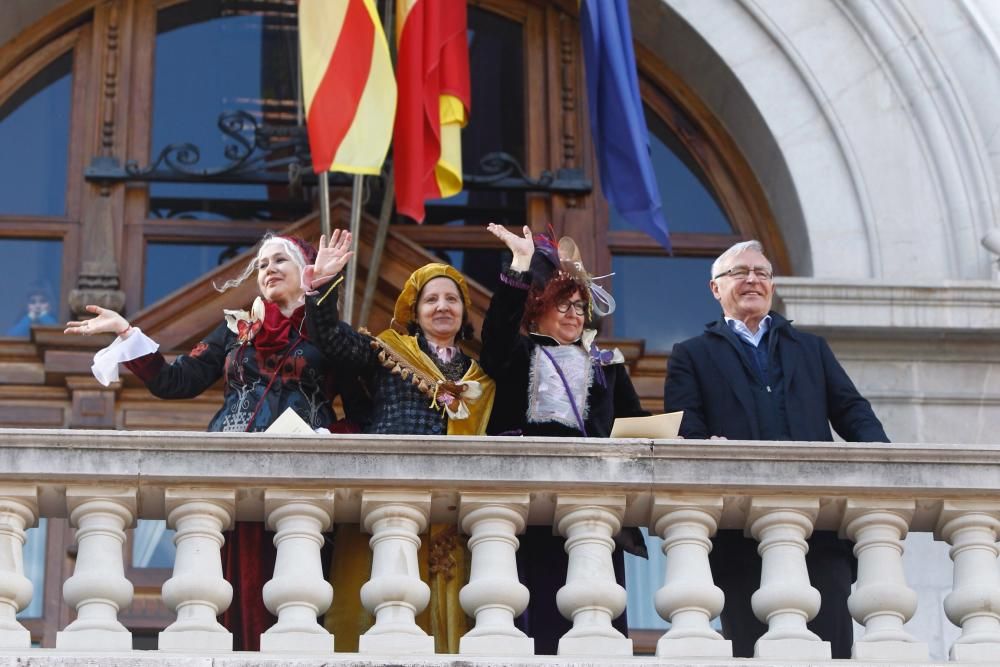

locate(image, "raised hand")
[[314, 229, 354, 279], [487, 223, 534, 271], [65, 305, 130, 337]]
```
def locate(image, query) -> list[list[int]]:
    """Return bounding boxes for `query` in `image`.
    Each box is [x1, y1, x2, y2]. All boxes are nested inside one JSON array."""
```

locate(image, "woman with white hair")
[[64, 230, 367, 649]]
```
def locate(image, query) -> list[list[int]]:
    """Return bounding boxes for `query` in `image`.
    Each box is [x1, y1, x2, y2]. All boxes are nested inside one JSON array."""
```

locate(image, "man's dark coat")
[[663, 311, 888, 659]]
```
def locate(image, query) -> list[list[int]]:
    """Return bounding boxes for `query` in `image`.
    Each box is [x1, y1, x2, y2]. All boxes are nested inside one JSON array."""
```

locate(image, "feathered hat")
[[529, 233, 616, 317]]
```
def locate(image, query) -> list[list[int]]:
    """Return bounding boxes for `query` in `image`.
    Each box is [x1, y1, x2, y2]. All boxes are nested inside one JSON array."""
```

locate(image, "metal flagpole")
[[342, 174, 362, 325], [318, 172, 331, 240]]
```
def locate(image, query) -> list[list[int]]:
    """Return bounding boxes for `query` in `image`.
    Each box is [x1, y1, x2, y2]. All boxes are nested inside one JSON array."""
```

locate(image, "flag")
[[580, 0, 672, 251], [394, 0, 471, 223], [299, 0, 396, 175]]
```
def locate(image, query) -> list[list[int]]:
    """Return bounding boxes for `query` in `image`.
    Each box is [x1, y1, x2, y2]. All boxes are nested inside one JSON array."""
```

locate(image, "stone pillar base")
[[0, 627, 31, 649], [558, 636, 633, 656], [359, 633, 435, 654], [953, 642, 1000, 662], [259, 631, 334, 653], [853, 639, 929, 660], [56, 629, 132, 651], [460, 634, 534, 656], [755, 637, 831, 659], [657, 636, 732, 658], [158, 629, 232, 652]]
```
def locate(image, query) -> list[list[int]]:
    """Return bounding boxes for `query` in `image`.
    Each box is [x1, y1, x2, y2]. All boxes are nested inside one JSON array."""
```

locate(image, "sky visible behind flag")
[[580, 0, 672, 251], [393, 0, 471, 223], [299, 0, 396, 175]]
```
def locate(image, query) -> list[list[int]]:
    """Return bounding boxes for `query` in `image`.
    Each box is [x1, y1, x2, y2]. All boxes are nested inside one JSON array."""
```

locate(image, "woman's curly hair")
[[522, 272, 591, 331]]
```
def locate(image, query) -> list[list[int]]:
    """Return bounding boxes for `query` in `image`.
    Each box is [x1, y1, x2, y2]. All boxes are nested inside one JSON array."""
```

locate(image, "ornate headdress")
[[530, 233, 616, 317], [392, 263, 472, 329]]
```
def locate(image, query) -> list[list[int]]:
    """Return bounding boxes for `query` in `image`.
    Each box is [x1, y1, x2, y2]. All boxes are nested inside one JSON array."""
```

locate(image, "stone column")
[[842, 499, 927, 660], [554, 494, 632, 656], [650, 495, 731, 658], [260, 490, 335, 653], [0, 485, 38, 649], [936, 500, 1000, 662], [458, 493, 532, 656], [747, 497, 830, 659], [358, 491, 434, 654], [158, 489, 235, 652], [56, 486, 136, 650]]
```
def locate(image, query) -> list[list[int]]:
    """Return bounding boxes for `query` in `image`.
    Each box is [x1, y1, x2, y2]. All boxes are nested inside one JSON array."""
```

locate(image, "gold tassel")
[[400, 368, 411, 380]]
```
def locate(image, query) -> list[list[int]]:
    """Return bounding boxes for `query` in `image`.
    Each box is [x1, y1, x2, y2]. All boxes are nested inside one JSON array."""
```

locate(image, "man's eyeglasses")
[[555, 300, 587, 316], [713, 265, 773, 281]]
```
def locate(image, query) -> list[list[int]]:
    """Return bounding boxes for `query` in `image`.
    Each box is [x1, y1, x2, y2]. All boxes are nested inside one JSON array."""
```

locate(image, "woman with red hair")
[[481, 222, 649, 654]]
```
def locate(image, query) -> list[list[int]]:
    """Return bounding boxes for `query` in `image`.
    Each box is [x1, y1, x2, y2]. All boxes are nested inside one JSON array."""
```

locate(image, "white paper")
[[265, 407, 315, 434], [610, 411, 683, 439]]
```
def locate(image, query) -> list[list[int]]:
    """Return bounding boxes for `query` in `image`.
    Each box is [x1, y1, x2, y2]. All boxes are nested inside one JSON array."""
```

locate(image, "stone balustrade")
[[0, 428, 999, 666]]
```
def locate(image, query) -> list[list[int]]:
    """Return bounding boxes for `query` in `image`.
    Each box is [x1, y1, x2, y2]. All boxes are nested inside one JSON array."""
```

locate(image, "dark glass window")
[[0, 53, 72, 217], [611, 255, 718, 351], [17, 519, 47, 619], [144, 242, 249, 306], [610, 105, 733, 349], [0, 239, 63, 337], [609, 105, 731, 235], [151, 1, 306, 221]]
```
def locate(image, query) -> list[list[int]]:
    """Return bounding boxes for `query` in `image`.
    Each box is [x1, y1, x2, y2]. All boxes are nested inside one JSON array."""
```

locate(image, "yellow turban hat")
[[392, 263, 472, 329]]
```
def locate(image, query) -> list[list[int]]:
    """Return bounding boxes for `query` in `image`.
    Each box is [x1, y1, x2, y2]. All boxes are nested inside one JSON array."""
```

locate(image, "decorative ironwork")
[[86, 114, 591, 195], [463, 152, 591, 194]]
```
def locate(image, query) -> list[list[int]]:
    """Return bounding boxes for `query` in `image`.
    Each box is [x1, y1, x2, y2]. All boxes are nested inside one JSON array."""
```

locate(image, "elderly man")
[[663, 239, 888, 659]]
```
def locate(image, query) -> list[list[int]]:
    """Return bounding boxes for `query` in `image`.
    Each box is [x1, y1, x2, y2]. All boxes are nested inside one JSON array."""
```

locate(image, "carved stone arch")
[[634, 0, 1000, 281]]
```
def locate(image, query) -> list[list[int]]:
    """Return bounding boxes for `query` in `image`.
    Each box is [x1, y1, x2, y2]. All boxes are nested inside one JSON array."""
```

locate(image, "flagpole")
[[342, 174, 362, 326], [318, 171, 331, 240]]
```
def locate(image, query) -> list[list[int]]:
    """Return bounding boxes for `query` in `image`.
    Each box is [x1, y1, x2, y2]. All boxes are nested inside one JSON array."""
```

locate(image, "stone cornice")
[[775, 277, 1000, 333]]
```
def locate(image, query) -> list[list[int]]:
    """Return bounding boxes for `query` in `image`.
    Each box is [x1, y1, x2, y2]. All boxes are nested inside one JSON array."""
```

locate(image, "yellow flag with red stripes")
[[299, 0, 397, 175]]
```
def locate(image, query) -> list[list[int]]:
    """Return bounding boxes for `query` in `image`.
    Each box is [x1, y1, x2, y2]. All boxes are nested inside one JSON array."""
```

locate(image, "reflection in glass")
[[611, 256, 720, 352], [609, 105, 732, 236], [152, 1, 302, 220], [17, 518, 47, 619], [133, 520, 177, 569], [0, 239, 63, 336], [0, 53, 72, 217], [144, 242, 250, 306]]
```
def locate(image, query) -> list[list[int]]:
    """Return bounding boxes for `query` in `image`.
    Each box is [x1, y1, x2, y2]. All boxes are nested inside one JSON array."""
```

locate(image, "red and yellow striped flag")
[[299, 0, 396, 175], [393, 0, 471, 222]]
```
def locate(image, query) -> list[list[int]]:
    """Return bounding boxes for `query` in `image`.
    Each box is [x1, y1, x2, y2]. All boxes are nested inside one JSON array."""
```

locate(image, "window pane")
[[132, 520, 176, 569], [152, 1, 303, 221], [0, 53, 72, 217], [609, 105, 732, 236], [0, 239, 63, 337], [611, 255, 719, 352], [17, 518, 47, 619], [144, 242, 250, 306]]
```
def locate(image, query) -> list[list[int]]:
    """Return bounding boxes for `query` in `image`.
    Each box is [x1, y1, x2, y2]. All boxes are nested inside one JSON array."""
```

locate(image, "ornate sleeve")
[[305, 287, 378, 373], [480, 267, 533, 379], [123, 322, 229, 399]]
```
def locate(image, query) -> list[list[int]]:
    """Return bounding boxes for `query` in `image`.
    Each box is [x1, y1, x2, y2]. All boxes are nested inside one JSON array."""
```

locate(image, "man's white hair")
[[710, 240, 771, 279]]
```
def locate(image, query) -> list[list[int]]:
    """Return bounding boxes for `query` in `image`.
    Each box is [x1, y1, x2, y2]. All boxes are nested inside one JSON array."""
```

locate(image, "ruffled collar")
[[224, 297, 304, 355]]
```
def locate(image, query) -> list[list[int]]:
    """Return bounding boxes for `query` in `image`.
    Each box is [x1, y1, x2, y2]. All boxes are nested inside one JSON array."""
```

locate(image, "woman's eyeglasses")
[[555, 300, 587, 316]]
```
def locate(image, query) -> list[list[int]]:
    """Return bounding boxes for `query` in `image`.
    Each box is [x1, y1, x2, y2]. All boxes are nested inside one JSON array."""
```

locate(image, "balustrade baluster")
[[554, 494, 632, 656], [260, 490, 335, 653], [748, 497, 830, 659], [458, 493, 533, 656], [843, 499, 927, 660], [650, 495, 731, 658], [56, 486, 136, 650], [158, 489, 235, 652], [358, 491, 434, 654], [0, 485, 38, 649], [937, 501, 1000, 661]]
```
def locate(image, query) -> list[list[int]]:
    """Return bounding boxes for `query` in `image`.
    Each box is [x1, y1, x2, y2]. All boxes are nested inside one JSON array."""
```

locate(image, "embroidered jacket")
[[125, 306, 363, 432], [306, 289, 475, 435], [480, 268, 648, 437]]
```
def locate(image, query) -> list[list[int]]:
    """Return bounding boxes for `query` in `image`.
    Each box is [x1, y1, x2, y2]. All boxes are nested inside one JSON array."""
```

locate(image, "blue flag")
[[580, 0, 671, 251]]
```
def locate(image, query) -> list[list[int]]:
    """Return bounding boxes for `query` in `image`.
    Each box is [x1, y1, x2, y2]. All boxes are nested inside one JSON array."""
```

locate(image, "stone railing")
[[1, 428, 999, 665]]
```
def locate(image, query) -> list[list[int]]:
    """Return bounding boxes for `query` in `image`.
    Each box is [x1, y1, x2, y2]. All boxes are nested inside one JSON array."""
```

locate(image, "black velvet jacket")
[[480, 270, 648, 437]]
